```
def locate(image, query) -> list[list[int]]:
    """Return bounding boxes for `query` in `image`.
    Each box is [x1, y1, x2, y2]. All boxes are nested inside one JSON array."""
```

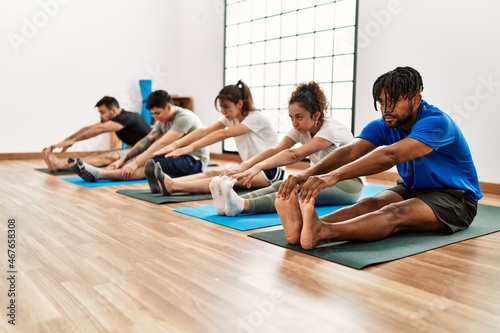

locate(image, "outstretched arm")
[[153, 121, 225, 157], [163, 122, 251, 158], [298, 138, 433, 201], [50, 121, 124, 152], [230, 136, 334, 187], [277, 138, 376, 199]]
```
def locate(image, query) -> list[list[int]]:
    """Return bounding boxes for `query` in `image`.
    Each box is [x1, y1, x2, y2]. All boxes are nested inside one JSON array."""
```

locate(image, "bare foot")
[[299, 198, 324, 250], [275, 193, 302, 244], [42, 148, 68, 172]]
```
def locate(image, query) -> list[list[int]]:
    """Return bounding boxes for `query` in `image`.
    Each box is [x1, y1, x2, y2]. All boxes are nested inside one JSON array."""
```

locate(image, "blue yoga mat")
[[61, 177, 148, 188], [173, 184, 389, 231]]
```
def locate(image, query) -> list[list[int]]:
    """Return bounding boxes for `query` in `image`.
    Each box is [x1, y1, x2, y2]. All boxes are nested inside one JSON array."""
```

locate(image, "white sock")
[[209, 176, 227, 215], [221, 178, 244, 217]]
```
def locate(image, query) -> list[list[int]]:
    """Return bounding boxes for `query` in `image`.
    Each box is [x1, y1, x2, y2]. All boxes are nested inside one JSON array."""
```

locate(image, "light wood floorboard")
[[0, 158, 499, 333]]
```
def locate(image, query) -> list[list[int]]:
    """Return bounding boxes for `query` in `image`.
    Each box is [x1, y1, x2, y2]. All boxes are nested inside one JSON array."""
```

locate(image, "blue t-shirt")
[[358, 100, 482, 201]]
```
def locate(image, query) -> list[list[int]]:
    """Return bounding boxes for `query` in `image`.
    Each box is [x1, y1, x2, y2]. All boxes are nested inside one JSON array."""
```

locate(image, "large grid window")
[[223, 0, 357, 152]]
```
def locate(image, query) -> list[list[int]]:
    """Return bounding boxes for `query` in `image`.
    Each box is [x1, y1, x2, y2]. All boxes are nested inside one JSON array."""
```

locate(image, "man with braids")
[[72, 90, 209, 182], [276, 66, 482, 249]]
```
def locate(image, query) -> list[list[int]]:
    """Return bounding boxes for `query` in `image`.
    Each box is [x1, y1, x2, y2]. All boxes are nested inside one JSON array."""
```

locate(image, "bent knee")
[[357, 196, 389, 211]]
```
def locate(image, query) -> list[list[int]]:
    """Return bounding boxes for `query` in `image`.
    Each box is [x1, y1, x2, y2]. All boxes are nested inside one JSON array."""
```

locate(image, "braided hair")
[[214, 80, 256, 116], [372, 66, 424, 112], [289, 81, 328, 121]]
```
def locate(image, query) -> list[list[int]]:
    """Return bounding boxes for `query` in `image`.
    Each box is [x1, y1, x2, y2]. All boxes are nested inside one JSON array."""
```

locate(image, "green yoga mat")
[[116, 188, 252, 204], [249, 204, 500, 269], [35, 168, 75, 175]]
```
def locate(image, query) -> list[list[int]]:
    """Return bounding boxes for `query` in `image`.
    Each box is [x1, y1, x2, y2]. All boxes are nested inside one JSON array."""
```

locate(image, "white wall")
[[177, 0, 225, 153], [355, 0, 500, 183], [0, 0, 222, 153]]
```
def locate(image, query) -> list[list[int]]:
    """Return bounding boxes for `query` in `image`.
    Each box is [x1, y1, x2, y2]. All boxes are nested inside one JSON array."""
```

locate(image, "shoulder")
[[414, 101, 453, 130]]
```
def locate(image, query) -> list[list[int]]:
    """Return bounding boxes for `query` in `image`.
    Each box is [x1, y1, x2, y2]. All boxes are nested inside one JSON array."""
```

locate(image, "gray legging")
[[241, 178, 364, 214]]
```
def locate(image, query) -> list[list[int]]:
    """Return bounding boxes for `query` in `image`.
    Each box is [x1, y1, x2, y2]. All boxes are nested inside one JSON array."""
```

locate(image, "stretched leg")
[[275, 192, 302, 244], [319, 190, 403, 224], [299, 197, 448, 250], [155, 163, 213, 195], [71, 158, 144, 182], [170, 169, 222, 182], [78, 151, 121, 167], [155, 166, 273, 196]]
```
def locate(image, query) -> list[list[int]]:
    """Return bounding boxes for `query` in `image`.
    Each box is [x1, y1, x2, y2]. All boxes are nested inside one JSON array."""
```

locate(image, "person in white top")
[[147, 80, 283, 195], [210, 82, 364, 216]]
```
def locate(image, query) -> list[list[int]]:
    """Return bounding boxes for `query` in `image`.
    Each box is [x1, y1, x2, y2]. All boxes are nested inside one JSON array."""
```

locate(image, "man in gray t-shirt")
[[71, 90, 209, 182]]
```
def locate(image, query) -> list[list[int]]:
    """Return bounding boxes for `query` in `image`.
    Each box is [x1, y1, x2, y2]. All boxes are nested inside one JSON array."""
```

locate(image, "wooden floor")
[[1, 158, 499, 333]]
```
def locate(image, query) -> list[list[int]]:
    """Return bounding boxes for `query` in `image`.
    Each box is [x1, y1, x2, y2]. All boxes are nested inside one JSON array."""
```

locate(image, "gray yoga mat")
[[249, 204, 500, 269]]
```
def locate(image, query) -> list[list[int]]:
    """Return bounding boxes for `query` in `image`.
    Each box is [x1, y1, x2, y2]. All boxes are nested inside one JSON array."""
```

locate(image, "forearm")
[[71, 126, 106, 143], [189, 130, 227, 150], [123, 136, 155, 162], [254, 149, 304, 172], [133, 138, 168, 167], [238, 148, 281, 170], [64, 125, 93, 141], [171, 128, 209, 149], [329, 147, 396, 182]]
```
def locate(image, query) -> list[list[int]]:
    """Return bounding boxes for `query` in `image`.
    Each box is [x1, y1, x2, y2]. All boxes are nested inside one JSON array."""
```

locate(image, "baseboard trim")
[[0, 151, 106, 160]]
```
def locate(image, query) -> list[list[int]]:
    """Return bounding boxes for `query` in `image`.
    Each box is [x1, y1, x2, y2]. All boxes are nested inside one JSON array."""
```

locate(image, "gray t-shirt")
[[152, 106, 209, 170]]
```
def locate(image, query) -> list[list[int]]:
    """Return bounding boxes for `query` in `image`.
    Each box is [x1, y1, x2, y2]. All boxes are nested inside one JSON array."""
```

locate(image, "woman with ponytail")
[[146, 80, 282, 195], [210, 81, 364, 216]]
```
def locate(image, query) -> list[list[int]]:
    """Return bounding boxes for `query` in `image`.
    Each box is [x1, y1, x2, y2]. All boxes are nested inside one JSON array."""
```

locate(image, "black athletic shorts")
[[388, 180, 478, 233], [262, 167, 285, 184]]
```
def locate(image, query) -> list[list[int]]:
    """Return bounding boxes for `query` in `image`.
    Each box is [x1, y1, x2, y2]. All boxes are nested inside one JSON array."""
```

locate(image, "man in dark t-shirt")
[[42, 96, 151, 172]]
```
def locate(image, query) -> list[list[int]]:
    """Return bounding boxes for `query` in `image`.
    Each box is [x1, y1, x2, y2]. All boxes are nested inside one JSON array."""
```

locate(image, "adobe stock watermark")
[[212, 0, 225, 21], [447, 74, 500, 126], [337, 0, 404, 54], [7, 0, 72, 53], [408, 278, 461, 331], [236, 288, 287, 333]]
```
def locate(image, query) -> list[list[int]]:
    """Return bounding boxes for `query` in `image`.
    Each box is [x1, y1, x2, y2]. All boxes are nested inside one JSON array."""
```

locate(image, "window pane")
[[251, 0, 266, 20], [280, 36, 297, 61], [251, 19, 266, 42], [315, 30, 334, 57], [333, 26, 355, 55], [297, 34, 314, 59], [297, 7, 316, 34], [314, 57, 333, 83], [264, 63, 280, 86], [280, 61, 297, 85], [281, 11, 298, 37], [333, 54, 354, 81], [251, 41, 265, 64], [250, 64, 265, 86], [265, 39, 281, 63], [332, 82, 353, 109], [335, 0, 356, 28], [316, 3, 335, 31], [296, 59, 314, 83]]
